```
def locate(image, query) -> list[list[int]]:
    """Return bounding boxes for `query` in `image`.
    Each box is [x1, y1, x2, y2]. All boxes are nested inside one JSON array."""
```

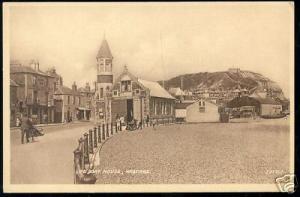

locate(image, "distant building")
[[168, 87, 185, 100], [53, 82, 92, 123], [10, 79, 19, 127], [10, 60, 56, 124], [226, 96, 282, 118], [111, 66, 176, 123], [228, 68, 240, 73], [175, 99, 220, 123], [78, 83, 95, 121]]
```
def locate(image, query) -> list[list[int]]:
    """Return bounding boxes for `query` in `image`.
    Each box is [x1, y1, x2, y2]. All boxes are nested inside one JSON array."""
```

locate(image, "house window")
[[113, 90, 118, 96], [135, 89, 140, 95], [199, 101, 205, 112], [121, 80, 131, 92], [32, 76, 36, 85], [100, 88, 103, 98]]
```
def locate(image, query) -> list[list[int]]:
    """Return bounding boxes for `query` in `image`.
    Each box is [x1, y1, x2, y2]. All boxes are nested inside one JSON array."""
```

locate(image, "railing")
[[73, 116, 175, 184]]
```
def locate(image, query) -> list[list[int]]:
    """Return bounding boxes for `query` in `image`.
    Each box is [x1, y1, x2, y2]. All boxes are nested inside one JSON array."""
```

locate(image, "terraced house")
[[10, 60, 56, 125], [54, 82, 92, 123]]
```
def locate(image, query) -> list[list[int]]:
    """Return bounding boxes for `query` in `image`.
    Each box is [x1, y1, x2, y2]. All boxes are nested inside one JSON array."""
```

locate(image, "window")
[[105, 64, 111, 72], [135, 89, 140, 94], [199, 101, 205, 113], [68, 96, 70, 104], [32, 76, 36, 85], [73, 96, 75, 104], [113, 90, 118, 96], [100, 88, 103, 98], [121, 80, 131, 92], [100, 63, 104, 72], [79, 97, 81, 105]]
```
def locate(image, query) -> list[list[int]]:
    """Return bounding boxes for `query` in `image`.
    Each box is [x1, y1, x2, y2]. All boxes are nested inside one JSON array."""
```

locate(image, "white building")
[[175, 99, 220, 123]]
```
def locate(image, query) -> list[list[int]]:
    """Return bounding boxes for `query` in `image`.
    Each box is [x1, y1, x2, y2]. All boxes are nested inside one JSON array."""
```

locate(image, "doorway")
[[127, 99, 133, 122]]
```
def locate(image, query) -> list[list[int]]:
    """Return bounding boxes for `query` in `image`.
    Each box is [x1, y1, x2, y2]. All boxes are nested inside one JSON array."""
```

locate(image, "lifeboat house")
[[110, 66, 176, 125]]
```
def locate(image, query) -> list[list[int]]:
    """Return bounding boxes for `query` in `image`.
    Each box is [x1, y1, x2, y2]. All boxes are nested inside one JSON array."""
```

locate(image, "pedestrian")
[[27, 117, 35, 142], [16, 116, 21, 127], [152, 119, 156, 130], [116, 114, 120, 131], [120, 116, 124, 131], [20, 113, 30, 144], [146, 115, 150, 127]]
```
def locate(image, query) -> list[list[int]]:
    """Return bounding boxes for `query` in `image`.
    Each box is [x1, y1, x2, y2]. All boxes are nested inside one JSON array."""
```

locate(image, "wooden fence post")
[[106, 123, 109, 137], [83, 133, 89, 165], [102, 124, 105, 140], [89, 129, 93, 154], [111, 122, 113, 135], [98, 125, 101, 143], [93, 127, 97, 148]]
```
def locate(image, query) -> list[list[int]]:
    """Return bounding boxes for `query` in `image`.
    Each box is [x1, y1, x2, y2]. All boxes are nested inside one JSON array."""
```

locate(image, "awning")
[[77, 107, 91, 111]]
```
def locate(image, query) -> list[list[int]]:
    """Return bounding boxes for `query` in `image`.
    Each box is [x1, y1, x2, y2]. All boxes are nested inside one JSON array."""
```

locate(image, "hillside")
[[158, 69, 283, 94]]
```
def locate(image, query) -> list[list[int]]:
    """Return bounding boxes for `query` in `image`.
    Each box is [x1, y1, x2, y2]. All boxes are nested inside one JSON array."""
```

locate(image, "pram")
[[126, 119, 137, 131], [29, 126, 45, 137]]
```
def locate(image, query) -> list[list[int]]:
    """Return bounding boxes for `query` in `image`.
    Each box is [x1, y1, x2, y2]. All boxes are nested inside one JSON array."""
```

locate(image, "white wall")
[[261, 104, 282, 116], [175, 109, 186, 118], [186, 101, 219, 122]]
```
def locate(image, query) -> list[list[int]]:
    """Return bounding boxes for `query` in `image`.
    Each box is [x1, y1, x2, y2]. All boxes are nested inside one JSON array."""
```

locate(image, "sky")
[[8, 2, 293, 96]]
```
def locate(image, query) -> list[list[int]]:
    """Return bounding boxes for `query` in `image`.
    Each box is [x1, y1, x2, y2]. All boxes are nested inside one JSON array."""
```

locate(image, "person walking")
[[20, 113, 30, 144], [27, 117, 35, 142]]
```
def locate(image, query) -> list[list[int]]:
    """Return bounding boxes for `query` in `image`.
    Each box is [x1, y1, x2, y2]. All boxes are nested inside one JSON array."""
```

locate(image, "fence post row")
[[94, 127, 97, 148]]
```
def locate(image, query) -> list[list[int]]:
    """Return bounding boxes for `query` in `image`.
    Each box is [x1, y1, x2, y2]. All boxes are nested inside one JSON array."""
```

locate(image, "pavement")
[[10, 121, 95, 184]]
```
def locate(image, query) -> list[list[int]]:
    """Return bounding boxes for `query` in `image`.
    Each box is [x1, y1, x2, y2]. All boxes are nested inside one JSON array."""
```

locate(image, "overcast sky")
[[8, 2, 293, 96]]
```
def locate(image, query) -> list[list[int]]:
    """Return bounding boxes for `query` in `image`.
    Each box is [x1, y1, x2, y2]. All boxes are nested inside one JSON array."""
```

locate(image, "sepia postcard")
[[3, 2, 295, 193]]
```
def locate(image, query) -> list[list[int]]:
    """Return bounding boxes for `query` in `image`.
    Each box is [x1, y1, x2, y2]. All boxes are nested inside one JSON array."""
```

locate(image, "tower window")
[[100, 64, 104, 72], [121, 80, 131, 92]]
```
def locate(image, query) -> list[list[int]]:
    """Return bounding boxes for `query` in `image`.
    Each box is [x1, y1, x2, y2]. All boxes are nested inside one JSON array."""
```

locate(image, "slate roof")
[[254, 97, 280, 105], [138, 79, 175, 99], [10, 64, 53, 77], [97, 39, 113, 59], [55, 86, 81, 95], [175, 102, 194, 109]]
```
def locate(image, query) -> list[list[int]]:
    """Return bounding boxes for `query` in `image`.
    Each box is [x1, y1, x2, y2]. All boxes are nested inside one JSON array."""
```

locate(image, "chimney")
[[37, 61, 40, 71], [72, 82, 77, 92]]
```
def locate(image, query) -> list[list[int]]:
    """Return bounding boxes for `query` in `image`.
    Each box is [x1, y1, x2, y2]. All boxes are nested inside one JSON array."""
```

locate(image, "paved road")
[[96, 118, 290, 184], [10, 122, 94, 184]]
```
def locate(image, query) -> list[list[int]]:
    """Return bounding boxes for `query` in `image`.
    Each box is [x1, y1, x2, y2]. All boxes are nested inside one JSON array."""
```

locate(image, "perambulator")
[[30, 125, 45, 137], [126, 119, 138, 131]]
